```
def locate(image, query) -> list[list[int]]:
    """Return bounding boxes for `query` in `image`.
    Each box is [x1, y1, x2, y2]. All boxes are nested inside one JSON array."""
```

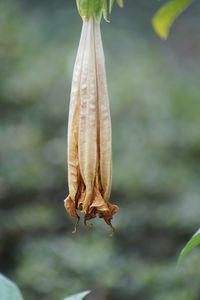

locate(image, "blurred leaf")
[[116, 0, 124, 8], [152, 0, 193, 39], [109, 0, 123, 13], [102, 0, 109, 22], [109, 0, 115, 13], [0, 274, 24, 300], [63, 291, 90, 300], [178, 228, 200, 265]]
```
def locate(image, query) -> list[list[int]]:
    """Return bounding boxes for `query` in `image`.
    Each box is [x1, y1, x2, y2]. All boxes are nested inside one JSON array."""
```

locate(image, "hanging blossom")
[[64, 17, 119, 233]]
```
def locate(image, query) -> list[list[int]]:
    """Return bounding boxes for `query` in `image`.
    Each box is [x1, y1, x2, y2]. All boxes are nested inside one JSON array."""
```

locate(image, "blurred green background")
[[1, 0, 200, 299]]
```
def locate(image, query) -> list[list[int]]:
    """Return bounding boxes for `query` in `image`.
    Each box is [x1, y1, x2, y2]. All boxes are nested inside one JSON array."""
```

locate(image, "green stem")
[[76, 0, 103, 22], [76, 0, 124, 22]]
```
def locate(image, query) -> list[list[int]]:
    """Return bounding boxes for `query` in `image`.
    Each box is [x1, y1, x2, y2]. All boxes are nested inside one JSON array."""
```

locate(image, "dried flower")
[[64, 17, 118, 233]]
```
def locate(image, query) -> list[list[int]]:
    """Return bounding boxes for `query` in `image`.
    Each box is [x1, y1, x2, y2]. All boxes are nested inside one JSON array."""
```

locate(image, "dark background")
[[1, 0, 200, 299]]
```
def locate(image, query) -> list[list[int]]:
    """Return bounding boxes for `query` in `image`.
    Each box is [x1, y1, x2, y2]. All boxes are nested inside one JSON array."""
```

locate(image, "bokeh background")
[[1, 0, 200, 299]]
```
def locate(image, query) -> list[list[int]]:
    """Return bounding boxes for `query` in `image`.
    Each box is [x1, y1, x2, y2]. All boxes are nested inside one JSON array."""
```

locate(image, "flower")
[[64, 17, 118, 233]]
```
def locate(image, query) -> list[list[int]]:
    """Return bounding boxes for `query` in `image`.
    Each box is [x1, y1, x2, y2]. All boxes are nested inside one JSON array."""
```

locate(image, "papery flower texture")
[[64, 17, 118, 233]]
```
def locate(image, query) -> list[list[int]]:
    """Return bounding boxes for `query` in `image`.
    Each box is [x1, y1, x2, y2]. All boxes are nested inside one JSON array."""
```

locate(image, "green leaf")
[[102, 0, 109, 22], [109, 0, 115, 13], [152, 0, 193, 40], [63, 290, 91, 300], [116, 0, 124, 8], [0, 274, 24, 300], [109, 0, 123, 13], [178, 228, 200, 265]]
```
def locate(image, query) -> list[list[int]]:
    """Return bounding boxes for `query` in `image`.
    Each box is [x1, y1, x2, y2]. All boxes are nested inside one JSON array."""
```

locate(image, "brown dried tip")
[[100, 204, 119, 236], [64, 197, 80, 234], [64, 196, 118, 234]]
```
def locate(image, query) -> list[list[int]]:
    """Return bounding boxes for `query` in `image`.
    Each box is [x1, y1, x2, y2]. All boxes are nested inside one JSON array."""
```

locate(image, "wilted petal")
[[65, 17, 118, 232]]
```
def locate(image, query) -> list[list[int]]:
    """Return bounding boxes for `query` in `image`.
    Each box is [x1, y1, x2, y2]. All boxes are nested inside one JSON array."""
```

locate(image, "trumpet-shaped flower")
[[64, 17, 118, 233]]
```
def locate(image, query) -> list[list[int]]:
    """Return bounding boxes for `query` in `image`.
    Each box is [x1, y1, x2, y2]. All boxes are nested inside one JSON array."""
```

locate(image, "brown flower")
[[64, 17, 118, 233]]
